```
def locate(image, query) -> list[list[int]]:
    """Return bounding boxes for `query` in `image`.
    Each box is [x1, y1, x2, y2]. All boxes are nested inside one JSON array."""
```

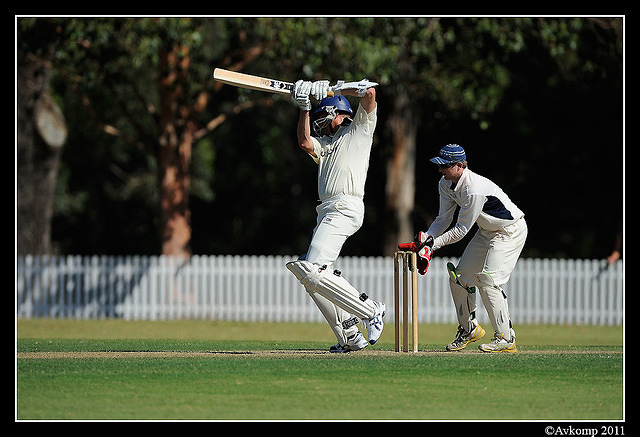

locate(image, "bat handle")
[[308, 90, 333, 101]]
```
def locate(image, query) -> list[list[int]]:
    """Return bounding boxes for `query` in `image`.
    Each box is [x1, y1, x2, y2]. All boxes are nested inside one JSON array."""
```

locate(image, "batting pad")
[[286, 260, 376, 320]]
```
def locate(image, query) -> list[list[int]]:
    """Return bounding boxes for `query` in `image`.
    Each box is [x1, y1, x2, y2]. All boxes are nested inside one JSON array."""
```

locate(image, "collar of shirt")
[[449, 168, 470, 191]]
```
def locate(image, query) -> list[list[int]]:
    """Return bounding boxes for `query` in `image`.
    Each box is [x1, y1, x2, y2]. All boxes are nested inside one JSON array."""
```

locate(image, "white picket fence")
[[16, 255, 624, 326]]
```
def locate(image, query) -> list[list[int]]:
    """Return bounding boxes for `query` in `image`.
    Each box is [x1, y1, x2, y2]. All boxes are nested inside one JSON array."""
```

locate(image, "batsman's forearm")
[[339, 88, 377, 114], [338, 89, 359, 97], [296, 110, 316, 156], [361, 87, 376, 114]]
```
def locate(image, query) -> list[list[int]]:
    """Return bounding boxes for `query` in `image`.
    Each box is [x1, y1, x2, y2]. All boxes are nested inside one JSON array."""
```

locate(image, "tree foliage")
[[17, 17, 623, 259]]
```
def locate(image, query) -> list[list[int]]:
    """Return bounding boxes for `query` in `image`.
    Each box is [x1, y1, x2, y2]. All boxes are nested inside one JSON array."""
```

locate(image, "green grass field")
[[16, 319, 624, 421]]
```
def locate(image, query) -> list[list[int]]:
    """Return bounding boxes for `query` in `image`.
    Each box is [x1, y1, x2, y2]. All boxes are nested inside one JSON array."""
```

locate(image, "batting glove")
[[310, 80, 330, 101], [293, 80, 312, 111], [332, 78, 379, 96]]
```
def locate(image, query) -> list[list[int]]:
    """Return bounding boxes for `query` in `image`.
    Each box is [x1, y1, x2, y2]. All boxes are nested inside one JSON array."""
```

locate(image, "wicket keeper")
[[400, 144, 527, 353]]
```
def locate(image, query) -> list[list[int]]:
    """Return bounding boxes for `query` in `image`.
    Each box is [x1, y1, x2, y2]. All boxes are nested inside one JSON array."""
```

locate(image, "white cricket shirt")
[[310, 104, 377, 201], [427, 168, 524, 250]]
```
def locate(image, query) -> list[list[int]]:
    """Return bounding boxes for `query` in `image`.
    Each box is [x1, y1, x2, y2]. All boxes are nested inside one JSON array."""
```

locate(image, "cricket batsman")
[[399, 144, 527, 353], [285, 78, 385, 352]]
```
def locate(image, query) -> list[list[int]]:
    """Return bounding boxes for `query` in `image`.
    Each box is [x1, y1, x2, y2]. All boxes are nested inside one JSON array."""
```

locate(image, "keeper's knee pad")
[[474, 272, 512, 338], [473, 271, 496, 288], [448, 275, 478, 332], [447, 262, 476, 293]]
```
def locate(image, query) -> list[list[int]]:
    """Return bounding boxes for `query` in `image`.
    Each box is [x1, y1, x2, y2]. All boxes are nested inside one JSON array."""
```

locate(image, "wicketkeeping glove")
[[398, 232, 434, 275]]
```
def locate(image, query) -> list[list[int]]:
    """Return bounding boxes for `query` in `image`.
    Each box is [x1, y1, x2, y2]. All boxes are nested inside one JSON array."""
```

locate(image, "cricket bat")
[[212, 68, 333, 97]]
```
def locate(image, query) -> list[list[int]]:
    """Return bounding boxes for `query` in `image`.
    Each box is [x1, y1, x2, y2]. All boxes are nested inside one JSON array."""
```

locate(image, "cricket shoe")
[[329, 332, 369, 353], [446, 324, 486, 351], [478, 333, 517, 353], [364, 301, 385, 345]]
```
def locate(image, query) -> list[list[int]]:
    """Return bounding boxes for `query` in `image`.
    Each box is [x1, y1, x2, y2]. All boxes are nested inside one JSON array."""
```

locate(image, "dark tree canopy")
[[16, 17, 623, 260]]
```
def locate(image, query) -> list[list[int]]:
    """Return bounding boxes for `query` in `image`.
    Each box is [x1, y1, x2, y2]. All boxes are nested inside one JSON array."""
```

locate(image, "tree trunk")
[[158, 44, 193, 258], [384, 91, 416, 255], [17, 49, 67, 255]]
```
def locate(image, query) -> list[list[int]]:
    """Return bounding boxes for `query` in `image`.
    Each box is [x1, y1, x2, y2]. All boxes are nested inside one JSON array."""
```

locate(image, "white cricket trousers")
[[450, 217, 528, 341], [304, 195, 365, 345]]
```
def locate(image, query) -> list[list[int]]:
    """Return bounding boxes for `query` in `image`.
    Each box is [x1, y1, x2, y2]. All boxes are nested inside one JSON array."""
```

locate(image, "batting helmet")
[[311, 96, 354, 136]]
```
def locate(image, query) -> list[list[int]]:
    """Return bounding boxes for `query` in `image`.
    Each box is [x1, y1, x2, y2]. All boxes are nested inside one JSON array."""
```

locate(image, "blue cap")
[[429, 144, 466, 164]]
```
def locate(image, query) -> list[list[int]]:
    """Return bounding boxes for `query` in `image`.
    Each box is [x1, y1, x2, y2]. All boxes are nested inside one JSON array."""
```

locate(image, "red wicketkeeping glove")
[[416, 244, 433, 275], [398, 231, 428, 252], [398, 232, 434, 275]]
